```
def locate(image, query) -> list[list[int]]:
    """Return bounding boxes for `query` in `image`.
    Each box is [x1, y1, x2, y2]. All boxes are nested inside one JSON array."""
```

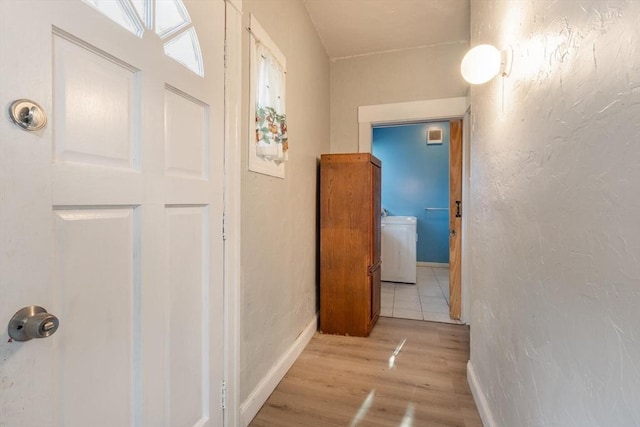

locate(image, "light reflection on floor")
[[349, 390, 375, 427], [388, 338, 407, 369], [399, 403, 415, 427]]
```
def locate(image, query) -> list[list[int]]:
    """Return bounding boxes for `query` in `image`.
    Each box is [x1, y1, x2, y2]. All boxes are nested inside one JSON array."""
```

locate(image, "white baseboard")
[[240, 314, 318, 426], [417, 262, 450, 268], [467, 360, 497, 427]]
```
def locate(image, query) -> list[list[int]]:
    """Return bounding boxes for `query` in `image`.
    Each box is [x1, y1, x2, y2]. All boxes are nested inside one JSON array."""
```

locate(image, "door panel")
[[449, 120, 463, 320], [53, 32, 141, 170], [166, 206, 210, 427], [54, 208, 140, 427], [0, 1, 225, 426], [165, 87, 209, 179]]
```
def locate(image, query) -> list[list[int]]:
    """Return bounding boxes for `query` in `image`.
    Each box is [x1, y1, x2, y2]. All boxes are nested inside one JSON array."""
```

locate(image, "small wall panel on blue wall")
[[373, 122, 450, 263]]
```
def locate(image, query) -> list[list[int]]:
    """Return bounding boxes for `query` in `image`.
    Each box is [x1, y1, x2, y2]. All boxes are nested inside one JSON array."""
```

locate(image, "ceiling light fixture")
[[460, 44, 512, 84]]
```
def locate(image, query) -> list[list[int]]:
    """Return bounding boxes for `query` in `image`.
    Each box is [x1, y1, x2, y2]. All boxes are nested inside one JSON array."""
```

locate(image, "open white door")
[[0, 0, 225, 425]]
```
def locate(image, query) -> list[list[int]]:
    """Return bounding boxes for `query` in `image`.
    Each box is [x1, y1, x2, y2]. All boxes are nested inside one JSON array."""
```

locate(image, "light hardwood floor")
[[249, 317, 482, 427]]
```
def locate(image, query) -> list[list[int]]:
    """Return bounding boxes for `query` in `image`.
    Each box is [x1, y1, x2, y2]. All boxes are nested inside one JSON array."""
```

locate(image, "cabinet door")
[[370, 264, 381, 323], [372, 162, 382, 263]]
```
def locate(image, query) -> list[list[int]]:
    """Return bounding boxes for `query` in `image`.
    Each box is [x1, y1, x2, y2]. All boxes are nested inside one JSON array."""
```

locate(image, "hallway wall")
[[240, 0, 330, 404], [330, 43, 469, 153], [468, 1, 640, 426]]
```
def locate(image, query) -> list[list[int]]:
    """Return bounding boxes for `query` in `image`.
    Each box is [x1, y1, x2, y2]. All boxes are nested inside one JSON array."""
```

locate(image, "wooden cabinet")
[[320, 153, 381, 337]]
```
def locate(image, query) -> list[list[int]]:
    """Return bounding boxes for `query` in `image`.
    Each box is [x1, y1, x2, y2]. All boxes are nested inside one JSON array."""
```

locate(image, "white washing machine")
[[381, 216, 417, 283]]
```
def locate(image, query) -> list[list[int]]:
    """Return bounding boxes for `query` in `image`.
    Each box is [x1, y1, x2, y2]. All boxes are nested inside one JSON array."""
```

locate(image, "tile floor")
[[381, 266, 462, 324]]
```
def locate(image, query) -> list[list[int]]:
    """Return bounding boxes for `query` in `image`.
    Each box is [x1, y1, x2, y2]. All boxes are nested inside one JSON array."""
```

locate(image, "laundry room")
[[373, 121, 454, 322], [373, 121, 451, 266]]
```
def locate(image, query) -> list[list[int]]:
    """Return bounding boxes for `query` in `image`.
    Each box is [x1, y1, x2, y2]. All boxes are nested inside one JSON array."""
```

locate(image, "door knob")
[[8, 99, 47, 131], [8, 306, 59, 341]]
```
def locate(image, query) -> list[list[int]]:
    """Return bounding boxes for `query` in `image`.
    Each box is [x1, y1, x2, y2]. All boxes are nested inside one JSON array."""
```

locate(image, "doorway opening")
[[358, 97, 470, 324], [373, 121, 459, 324]]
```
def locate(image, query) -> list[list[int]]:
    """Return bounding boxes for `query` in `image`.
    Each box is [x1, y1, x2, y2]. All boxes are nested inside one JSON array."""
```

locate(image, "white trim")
[[357, 97, 467, 123], [240, 315, 318, 426], [358, 97, 471, 324], [223, 1, 242, 426], [460, 108, 472, 325], [416, 262, 450, 268], [467, 361, 497, 427], [358, 97, 467, 153]]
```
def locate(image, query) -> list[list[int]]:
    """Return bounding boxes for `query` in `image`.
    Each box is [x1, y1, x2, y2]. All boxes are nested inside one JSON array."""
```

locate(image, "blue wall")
[[373, 122, 450, 263]]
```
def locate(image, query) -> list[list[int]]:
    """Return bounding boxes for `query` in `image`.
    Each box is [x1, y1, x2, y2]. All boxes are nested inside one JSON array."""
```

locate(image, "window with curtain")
[[249, 15, 288, 178], [255, 42, 288, 162]]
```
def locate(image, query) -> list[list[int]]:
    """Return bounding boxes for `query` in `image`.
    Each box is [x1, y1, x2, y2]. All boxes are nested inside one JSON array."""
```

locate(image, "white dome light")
[[461, 44, 502, 85]]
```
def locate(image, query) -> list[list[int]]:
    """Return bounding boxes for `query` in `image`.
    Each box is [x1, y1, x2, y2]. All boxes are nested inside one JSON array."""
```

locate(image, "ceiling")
[[303, 0, 470, 60]]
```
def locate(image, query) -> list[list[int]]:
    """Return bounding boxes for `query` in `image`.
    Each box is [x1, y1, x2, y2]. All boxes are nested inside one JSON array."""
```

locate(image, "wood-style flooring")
[[249, 317, 483, 427]]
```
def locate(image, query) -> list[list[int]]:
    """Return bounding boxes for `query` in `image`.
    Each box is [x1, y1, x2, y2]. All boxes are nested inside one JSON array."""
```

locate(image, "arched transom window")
[[83, 0, 204, 76]]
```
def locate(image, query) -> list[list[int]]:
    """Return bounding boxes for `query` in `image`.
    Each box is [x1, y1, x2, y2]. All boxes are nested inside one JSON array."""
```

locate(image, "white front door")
[[0, 1, 225, 426]]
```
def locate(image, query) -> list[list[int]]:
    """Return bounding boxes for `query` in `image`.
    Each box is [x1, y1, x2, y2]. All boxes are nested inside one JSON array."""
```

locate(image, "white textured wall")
[[469, 1, 640, 426], [240, 0, 330, 402], [330, 43, 469, 153]]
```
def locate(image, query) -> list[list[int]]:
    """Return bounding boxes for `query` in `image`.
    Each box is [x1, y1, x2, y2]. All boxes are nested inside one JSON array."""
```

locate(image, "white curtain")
[[255, 42, 288, 162]]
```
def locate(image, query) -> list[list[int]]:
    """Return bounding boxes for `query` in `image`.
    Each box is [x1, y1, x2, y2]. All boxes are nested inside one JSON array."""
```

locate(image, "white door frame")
[[223, 0, 242, 425], [358, 97, 473, 324]]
